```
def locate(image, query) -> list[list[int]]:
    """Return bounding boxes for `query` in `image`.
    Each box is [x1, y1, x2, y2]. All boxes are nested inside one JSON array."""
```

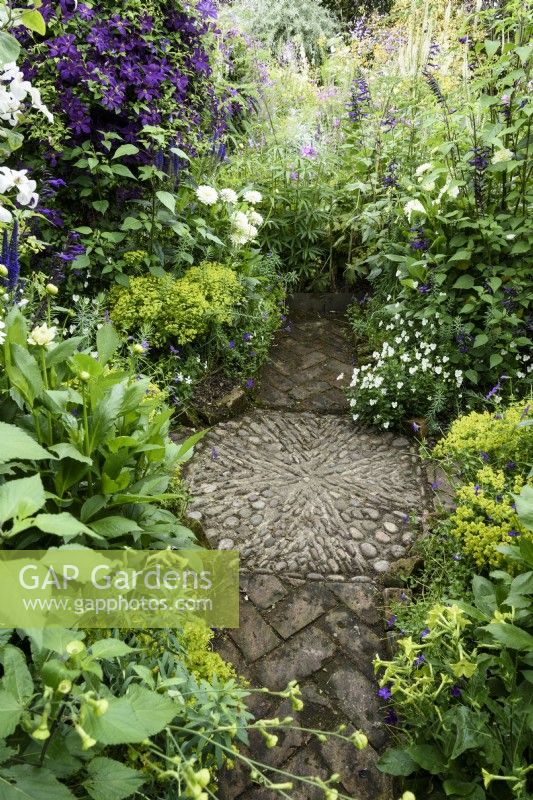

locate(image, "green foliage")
[[451, 466, 531, 569], [347, 308, 463, 431], [226, 0, 339, 62], [433, 400, 533, 475], [375, 539, 533, 799], [0, 307, 197, 549], [110, 262, 243, 346]]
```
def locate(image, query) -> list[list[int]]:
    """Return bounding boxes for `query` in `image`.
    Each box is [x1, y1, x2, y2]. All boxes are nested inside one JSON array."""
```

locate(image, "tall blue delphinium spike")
[[8, 221, 20, 293], [1, 228, 9, 287]]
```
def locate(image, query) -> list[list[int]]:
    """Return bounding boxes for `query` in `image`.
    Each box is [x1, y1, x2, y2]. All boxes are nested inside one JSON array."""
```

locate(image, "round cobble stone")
[[184, 410, 427, 578]]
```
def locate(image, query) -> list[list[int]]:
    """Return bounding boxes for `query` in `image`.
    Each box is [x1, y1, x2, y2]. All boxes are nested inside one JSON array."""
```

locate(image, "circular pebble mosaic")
[[185, 410, 427, 579]]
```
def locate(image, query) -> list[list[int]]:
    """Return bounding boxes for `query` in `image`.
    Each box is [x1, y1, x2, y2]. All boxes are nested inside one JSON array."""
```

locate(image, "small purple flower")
[[210, 447, 219, 460], [387, 615, 397, 628], [378, 685, 392, 700], [300, 144, 318, 158], [452, 553, 462, 562], [458, 36, 468, 44], [480, 451, 490, 462], [508, 530, 520, 537], [384, 707, 398, 725], [474, 485, 481, 495], [245, 378, 255, 389], [228, 340, 236, 349], [411, 422, 420, 432], [431, 481, 441, 491], [402, 513, 410, 524], [451, 685, 461, 698], [414, 653, 425, 667], [400, 592, 408, 602], [485, 382, 501, 400], [290, 170, 299, 180], [243, 332, 252, 342], [420, 627, 430, 638]]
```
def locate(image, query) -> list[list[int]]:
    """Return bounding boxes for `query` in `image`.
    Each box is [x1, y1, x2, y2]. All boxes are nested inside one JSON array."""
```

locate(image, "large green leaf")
[[0, 475, 45, 526], [156, 191, 176, 214], [96, 324, 122, 366], [0, 766, 76, 800], [48, 444, 92, 466], [83, 757, 145, 800], [20, 10, 46, 34], [445, 706, 490, 759], [84, 685, 176, 744], [0, 691, 22, 738], [0, 646, 33, 705], [377, 747, 417, 776], [33, 513, 100, 541], [0, 423, 51, 464], [0, 32, 21, 66], [88, 517, 142, 538], [408, 744, 447, 774], [472, 575, 497, 617], [483, 622, 533, 651], [89, 639, 135, 659], [515, 484, 533, 532]]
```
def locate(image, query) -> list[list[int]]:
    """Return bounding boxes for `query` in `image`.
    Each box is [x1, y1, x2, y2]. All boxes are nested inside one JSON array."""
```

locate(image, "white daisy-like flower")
[[404, 199, 426, 222], [196, 185, 218, 205], [243, 190, 262, 204], [415, 162, 433, 176], [248, 210, 264, 226], [219, 188, 238, 203], [491, 148, 513, 164], [27, 323, 57, 348]]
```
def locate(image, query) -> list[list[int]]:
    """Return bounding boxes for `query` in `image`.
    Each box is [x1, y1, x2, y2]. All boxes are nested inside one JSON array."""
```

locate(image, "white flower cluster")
[[230, 208, 264, 246], [194, 184, 264, 247], [348, 315, 462, 429], [0, 62, 53, 126]]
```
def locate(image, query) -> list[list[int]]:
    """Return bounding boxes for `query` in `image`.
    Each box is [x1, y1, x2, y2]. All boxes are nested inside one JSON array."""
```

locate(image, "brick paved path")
[[184, 312, 429, 799]]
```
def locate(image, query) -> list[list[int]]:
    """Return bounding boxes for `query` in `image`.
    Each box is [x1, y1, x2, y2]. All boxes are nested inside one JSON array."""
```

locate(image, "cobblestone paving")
[[187, 410, 424, 579], [184, 311, 428, 799]]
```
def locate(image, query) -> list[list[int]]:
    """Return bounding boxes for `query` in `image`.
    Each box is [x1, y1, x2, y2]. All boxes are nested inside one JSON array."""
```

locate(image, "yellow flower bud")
[[45, 283, 59, 296], [66, 640, 85, 656], [195, 769, 210, 788], [57, 679, 72, 694], [401, 792, 416, 800], [133, 343, 145, 354], [351, 731, 368, 750], [79, 371, 91, 383], [0, 264, 8, 277]]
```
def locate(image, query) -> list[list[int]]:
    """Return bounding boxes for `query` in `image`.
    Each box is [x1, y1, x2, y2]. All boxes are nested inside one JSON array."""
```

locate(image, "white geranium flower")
[[243, 190, 262, 204], [196, 185, 218, 205], [491, 148, 513, 164], [28, 323, 57, 348], [404, 199, 426, 222], [219, 188, 238, 204]]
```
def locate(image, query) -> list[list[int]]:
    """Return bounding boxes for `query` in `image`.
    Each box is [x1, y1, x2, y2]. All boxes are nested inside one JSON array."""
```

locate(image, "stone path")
[[184, 311, 430, 799], [258, 313, 354, 413]]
